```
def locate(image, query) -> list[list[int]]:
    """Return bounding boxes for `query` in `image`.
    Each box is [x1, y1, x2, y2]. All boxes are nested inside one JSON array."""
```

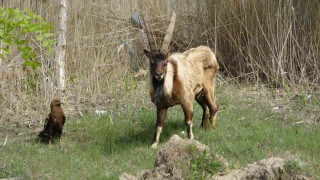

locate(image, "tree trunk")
[[55, 0, 67, 92]]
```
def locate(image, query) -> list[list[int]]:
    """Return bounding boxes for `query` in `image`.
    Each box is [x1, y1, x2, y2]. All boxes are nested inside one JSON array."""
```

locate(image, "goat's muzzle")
[[155, 72, 164, 81]]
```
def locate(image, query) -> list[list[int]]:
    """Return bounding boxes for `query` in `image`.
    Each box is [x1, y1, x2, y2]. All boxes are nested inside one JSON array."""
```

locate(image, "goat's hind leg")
[[203, 87, 218, 130], [208, 99, 218, 129], [196, 97, 210, 129]]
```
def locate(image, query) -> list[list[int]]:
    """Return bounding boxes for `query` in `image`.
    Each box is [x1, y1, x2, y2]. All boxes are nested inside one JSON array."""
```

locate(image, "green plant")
[[0, 7, 54, 69], [186, 144, 223, 179], [284, 158, 302, 173]]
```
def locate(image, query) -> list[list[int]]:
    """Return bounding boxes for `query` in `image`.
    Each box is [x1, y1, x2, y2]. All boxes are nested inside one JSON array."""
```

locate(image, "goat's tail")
[[201, 47, 219, 72]]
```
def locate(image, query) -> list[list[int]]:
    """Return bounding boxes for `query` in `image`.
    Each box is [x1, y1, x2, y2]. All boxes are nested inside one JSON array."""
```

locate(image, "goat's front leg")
[[151, 108, 167, 149], [182, 102, 194, 140]]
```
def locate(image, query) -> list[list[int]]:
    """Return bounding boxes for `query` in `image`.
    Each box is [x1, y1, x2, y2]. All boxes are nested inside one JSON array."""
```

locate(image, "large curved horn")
[[160, 12, 176, 54], [143, 14, 156, 51]]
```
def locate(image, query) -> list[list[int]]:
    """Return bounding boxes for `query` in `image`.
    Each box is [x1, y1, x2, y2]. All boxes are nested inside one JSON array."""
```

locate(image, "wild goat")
[[143, 12, 219, 148]]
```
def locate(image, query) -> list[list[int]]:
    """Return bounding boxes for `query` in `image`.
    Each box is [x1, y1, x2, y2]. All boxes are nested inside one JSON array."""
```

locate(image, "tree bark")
[[55, 0, 67, 92]]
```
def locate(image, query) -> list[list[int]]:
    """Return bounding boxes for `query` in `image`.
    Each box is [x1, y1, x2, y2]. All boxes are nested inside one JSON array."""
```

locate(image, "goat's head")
[[143, 12, 176, 82], [144, 50, 168, 81]]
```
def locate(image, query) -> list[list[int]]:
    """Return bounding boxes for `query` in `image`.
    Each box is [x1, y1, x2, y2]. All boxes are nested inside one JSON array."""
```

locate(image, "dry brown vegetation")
[[0, 0, 319, 129]]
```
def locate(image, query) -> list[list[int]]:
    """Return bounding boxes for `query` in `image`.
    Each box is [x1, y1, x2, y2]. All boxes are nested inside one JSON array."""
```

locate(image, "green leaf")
[[8, 8, 13, 14], [0, 7, 55, 60], [42, 23, 53, 30], [24, 59, 32, 66], [0, 11, 7, 18], [24, 46, 32, 52], [36, 34, 44, 41], [32, 60, 40, 69], [29, 52, 36, 58], [48, 40, 54, 46], [35, 29, 43, 33], [13, 8, 21, 14], [48, 46, 52, 55], [0, 29, 4, 36], [2, 47, 10, 54], [24, 60, 40, 70], [15, 39, 26, 45], [17, 46, 24, 51], [3, 39, 13, 46], [0, 53, 6, 59], [42, 40, 49, 47], [22, 52, 29, 60], [43, 40, 54, 48], [43, 33, 54, 38], [19, 23, 26, 27]]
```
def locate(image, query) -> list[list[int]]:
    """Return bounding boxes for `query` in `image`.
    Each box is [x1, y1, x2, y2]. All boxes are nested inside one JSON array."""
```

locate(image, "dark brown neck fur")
[[152, 78, 164, 104]]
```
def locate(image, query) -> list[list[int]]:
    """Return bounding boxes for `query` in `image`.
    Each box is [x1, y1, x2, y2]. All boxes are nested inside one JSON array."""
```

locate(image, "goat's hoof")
[[150, 143, 158, 149], [188, 134, 194, 140]]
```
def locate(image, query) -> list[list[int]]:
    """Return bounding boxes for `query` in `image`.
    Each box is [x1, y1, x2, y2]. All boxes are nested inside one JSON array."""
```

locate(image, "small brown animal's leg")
[[151, 108, 167, 149], [58, 128, 63, 140], [182, 102, 194, 140], [47, 128, 53, 144]]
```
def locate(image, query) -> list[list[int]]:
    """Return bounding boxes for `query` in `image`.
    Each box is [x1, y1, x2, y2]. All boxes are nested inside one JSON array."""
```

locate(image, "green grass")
[[0, 85, 319, 179], [186, 144, 224, 179]]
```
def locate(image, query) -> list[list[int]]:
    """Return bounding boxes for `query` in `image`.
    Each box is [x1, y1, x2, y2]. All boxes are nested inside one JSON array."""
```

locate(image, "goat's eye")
[[164, 62, 167, 66]]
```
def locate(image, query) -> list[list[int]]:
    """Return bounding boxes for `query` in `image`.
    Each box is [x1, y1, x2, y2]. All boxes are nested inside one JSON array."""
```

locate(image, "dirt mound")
[[211, 157, 283, 180], [119, 135, 310, 180], [211, 156, 310, 180], [119, 134, 210, 180]]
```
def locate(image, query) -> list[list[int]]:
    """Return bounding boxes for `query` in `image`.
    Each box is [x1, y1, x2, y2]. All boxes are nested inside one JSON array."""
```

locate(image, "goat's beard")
[[152, 78, 164, 104]]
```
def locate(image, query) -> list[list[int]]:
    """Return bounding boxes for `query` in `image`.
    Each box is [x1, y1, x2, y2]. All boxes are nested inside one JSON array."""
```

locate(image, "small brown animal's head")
[[143, 12, 176, 82], [50, 99, 63, 108], [144, 50, 168, 81]]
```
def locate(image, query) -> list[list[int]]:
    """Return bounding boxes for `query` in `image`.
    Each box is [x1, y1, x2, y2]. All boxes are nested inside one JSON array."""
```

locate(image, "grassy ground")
[[0, 84, 319, 179]]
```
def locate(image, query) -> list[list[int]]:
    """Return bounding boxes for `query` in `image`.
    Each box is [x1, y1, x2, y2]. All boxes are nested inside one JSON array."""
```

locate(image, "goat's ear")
[[143, 49, 151, 58]]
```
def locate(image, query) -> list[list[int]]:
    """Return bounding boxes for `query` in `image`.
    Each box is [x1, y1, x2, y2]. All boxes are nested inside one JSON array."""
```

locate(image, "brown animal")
[[38, 99, 66, 143], [143, 12, 219, 148]]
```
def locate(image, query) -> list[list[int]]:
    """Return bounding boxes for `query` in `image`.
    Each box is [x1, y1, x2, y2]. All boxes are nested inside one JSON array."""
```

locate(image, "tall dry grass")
[[0, 0, 319, 127], [204, 0, 320, 89]]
